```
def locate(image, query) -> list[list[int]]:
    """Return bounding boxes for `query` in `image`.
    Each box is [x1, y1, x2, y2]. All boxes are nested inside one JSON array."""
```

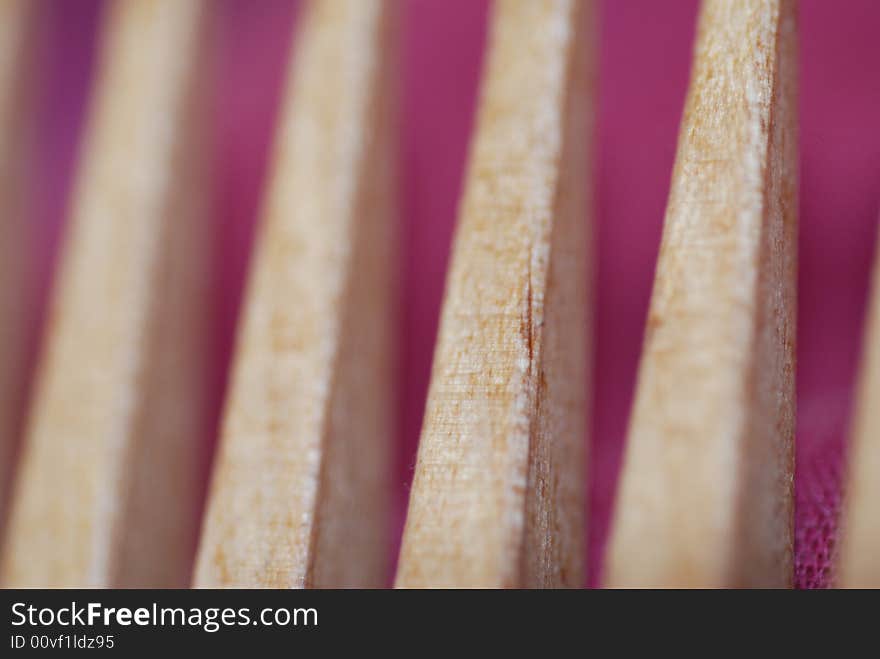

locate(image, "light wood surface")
[[606, 0, 798, 588], [0, 0, 39, 543], [194, 0, 397, 588], [839, 224, 880, 588], [395, 0, 593, 588], [2, 0, 213, 587]]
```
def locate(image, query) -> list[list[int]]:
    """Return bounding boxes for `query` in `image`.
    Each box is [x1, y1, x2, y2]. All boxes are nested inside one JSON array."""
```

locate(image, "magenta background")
[[26, 1, 880, 587]]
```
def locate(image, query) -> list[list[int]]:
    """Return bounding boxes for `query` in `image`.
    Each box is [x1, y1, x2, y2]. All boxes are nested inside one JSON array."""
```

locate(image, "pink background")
[[25, 1, 880, 587]]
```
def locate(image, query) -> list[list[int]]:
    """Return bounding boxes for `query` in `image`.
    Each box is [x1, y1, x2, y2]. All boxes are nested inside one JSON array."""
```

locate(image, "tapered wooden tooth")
[[395, 0, 593, 588], [606, 0, 798, 588], [2, 0, 213, 587], [194, 0, 397, 588], [839, 225, 880, 588], [0, 0, 39, 542]]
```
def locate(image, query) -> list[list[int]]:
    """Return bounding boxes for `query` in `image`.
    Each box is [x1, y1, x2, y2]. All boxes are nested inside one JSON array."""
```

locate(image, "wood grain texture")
[[839, 224, 880, 588], [0, 0, 39, 542], [2, 0, 213, 587], [194, 0, 397, 588], [606, 0, 798, 588], [395, 0, 593, 588]]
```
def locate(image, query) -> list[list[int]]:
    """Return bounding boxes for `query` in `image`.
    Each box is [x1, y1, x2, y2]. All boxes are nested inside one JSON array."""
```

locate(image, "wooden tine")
[[0, 0, 39, 540], [606, 0, 798, 588], [2, 0, 213, 587], [194, 0, 397, 588], [395, 0, 593, 588], [839, 222, 880, 587]]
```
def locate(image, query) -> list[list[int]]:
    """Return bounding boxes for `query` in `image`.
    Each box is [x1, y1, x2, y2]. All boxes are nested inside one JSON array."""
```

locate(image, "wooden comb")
[[1, 0, 878, 590]]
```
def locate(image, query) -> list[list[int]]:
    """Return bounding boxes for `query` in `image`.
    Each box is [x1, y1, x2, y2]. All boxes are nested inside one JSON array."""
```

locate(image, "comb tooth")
[[193, 0, 397, 589], [839, 225, 880, 588], [0, 0, 38, 541], [1, 0, 213, 588], [395, 0, 594, 589], [606, 0, 798, 588]]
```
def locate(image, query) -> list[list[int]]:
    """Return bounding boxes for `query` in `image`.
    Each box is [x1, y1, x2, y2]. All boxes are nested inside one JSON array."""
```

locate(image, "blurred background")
[[12, 0, 880, 587]]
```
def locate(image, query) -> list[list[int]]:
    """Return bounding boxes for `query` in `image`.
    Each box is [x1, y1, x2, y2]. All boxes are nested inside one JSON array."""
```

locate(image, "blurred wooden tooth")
[[0, 0, 39, 543], [2, 0, 213, 587], [606, 0, 798, 588], [839, 223, 880, 588], [194, 0, 397, 588]]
